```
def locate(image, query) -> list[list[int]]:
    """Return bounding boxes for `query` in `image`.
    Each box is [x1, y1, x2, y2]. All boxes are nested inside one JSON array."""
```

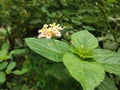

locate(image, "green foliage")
[[71, 30, 98, 57], [0, 43, 27, 84], [10, 49, 25, 56], [0, 71, 6, 84], [63, 53, 105, 90], [0, 62, 8, 71], [1, 0, 120, 89], [26, 30, 120, 90], [92, 49, 120, 64], [45, 63, 70, 80], [25, 38, 70, 62], [0, 43, 11, 61], [6, 62, 16, 74]]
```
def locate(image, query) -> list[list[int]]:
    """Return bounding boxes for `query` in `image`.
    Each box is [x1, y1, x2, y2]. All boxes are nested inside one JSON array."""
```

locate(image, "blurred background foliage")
[[0, 0, 120, 90]]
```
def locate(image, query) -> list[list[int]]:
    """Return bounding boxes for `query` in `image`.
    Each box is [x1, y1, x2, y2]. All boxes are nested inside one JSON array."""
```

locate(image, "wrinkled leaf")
[[63, 53, 105, 90], [92, 49, 120, 65], [102, 64, 120, 75], [25, 38, 70, 62], [71, 30, 98, 54]]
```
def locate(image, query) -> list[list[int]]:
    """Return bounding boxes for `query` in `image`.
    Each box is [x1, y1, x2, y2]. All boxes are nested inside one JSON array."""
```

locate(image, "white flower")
[[38, 23, 63, 39]]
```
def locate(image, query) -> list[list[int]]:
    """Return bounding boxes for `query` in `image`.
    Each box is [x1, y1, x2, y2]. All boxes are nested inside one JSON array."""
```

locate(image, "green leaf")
[[103, 40, 119, 51], [0, 49, 10, 61], [0, 71, 6, 83], [82, 15, 97, 23], [82, 25, 96, 31], [1, 43, 9, 51], [71, 17, 82, 25], [11, 49, 25, 55], [71, 30, 98, 54], [102, 64, 120, 75], [107, 0, 117, 3], [0, 62, 8, 70], [13, 68, 28, 75], [97, 75, 117, 90], [92, 49, 120, 75], [25, 38, 70, 62], [0, 43, 9, 60], [0, 43, 10, 61], [63, 53, 105, 90], [6, 62, 16, 74], [92, 49, 120, 65], [30, 19, 41, 24]]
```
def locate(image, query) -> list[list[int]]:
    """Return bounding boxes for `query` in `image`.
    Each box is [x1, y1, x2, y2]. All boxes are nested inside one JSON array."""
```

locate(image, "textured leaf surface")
[[92, 49, 120, 75], [102, 64, 120, 75], [63, 53, 105, 90], [25, 38, 70, 62], [92, 49, 120, 64], [71, 30, 98, 53]]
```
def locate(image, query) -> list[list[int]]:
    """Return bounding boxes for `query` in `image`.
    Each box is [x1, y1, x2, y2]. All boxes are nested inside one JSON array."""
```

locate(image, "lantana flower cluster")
[[38, 23, 63, 39]]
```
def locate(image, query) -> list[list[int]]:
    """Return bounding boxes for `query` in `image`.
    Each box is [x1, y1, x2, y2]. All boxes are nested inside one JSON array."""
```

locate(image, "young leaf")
[[0, 49, 10, 61], [71, 30, 98, 54], [63, 53, 105, 90], [6, 62, 16, 74], [82, 25, 96, 31], [0, 43, 11, 61], [13, 68, 29, 75], [10, 49, 25, 55], [0, 62, 8, 71], [25, 38, 70, 62], [0, 71, 6, 83]]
